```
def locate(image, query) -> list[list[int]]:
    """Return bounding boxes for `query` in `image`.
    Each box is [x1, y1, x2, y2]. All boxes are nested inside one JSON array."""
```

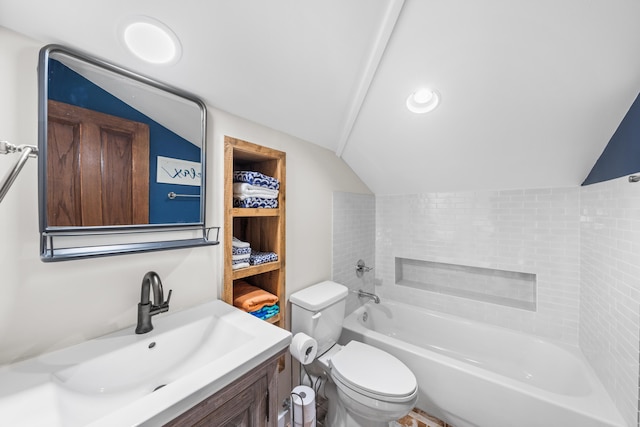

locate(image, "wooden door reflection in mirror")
[[47, 99, 150, 226]]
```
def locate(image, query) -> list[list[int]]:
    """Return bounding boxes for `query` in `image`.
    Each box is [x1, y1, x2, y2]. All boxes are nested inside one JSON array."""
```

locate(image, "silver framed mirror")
[[38, 45, 218, 261]]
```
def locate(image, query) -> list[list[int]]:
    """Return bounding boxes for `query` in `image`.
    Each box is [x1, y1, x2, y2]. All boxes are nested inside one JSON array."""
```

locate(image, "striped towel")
[[232, 246, 251, 256], [232, 253, 250, 262], [233, 170, 280, 190], [249, 304, 280, 320], [249, 250, 278, 266], [233, 197, 278, 209]]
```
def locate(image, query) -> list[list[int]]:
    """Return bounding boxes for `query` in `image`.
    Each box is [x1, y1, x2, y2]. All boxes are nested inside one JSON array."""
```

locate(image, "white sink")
[[0, 300, 291, 427]]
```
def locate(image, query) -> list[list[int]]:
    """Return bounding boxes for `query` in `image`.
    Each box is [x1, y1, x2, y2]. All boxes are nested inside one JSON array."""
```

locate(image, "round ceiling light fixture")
[[120, 16, 182, 65], [406, 88, 441, 114]]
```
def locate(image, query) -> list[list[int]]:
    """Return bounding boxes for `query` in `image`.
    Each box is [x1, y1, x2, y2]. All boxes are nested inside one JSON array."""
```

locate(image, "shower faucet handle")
[[355, 259, 374, 277]]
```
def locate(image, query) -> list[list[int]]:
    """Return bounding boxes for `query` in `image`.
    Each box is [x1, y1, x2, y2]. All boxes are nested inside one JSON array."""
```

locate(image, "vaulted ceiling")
[[2, 0, 640, 194]]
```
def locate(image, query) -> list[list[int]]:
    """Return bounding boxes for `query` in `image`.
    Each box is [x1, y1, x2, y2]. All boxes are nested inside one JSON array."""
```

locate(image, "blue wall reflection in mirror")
[[47, 59, 201, 224]]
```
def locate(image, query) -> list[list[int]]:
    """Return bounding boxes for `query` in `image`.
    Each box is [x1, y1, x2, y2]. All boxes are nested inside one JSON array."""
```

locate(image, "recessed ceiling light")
[[407, 88, 441, 114], [120, 16, 182, 65]]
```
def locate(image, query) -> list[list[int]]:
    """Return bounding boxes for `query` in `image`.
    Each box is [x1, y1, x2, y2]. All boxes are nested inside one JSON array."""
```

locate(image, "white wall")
[[580, 176, 640, 427], [0, 26, 370, 366]]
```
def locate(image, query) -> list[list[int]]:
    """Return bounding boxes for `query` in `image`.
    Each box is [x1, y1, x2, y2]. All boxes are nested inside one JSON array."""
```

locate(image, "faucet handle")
[[151, 289, 172, 315], [355, 259, 374, 277], [164, 289, 172, 306]]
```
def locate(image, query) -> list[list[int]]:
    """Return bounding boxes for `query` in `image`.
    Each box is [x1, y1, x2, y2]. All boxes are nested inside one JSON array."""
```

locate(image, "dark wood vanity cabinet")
[[164, 350, 284, 427]]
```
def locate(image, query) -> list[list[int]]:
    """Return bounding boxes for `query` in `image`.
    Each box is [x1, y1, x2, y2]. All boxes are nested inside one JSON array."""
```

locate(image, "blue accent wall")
[[582, 92, 640, 186], [48, 59, 201, 223]]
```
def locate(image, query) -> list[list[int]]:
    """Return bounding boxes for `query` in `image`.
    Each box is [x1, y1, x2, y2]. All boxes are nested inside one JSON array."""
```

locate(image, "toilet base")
[[326, 405, 391, 427], [322, 379, 398, 427]]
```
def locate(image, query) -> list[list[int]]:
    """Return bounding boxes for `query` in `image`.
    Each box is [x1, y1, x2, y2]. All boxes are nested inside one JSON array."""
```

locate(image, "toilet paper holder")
[[290, 332, 318, 365], [291, 385, 316, 427]]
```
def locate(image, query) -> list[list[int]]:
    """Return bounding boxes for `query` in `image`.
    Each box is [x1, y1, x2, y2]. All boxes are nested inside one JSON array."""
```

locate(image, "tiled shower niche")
[[395, 257, 537, 310]]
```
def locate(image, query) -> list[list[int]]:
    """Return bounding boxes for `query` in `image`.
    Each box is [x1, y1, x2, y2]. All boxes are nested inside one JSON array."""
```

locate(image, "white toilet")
[[290, 281, 418, 427]]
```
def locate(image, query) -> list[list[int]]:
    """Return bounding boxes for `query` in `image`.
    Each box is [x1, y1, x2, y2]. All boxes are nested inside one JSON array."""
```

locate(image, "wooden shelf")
[[231, 208, 280, 217], [264, 313, 281, 325], [223, 136, 286, 329], [232, 261, 281, 280]]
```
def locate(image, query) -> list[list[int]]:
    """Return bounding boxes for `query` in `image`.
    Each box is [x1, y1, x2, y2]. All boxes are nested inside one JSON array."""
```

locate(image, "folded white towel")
[[232, 237, 250, 248], [232, 262, 250, 270], [233, 182, 279, 199], [233, 193, 278, 201], [232, 253, 250, 261]]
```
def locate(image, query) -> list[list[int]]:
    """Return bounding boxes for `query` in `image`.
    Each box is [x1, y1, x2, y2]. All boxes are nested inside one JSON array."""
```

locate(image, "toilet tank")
[[290, 281, 348, 355]]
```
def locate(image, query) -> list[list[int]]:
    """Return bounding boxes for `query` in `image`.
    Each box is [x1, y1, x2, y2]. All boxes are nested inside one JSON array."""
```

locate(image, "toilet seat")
[[330, 341, 417, 403]]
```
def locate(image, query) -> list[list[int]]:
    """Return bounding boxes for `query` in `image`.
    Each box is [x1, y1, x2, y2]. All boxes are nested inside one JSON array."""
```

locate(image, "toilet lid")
[[330, 341, 417, 399]]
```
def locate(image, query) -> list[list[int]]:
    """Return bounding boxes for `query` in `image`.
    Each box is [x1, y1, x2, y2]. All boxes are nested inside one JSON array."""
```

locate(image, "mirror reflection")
[[38, 45, 214, 261], [42, 46, 205, 228]]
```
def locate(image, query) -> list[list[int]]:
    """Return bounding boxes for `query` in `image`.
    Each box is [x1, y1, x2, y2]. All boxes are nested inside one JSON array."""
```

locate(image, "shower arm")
[[0, 141, 38, 204]]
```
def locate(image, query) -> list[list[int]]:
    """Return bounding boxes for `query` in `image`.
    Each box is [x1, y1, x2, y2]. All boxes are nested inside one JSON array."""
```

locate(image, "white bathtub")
[[340, 300, 627, 427]]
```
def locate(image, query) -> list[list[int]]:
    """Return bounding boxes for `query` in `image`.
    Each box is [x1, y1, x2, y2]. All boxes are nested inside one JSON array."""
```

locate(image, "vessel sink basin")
[[0, 300, 291, 427]]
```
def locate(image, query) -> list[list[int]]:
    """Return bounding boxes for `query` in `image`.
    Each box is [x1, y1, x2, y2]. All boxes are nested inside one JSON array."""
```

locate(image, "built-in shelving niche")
[[223, 136, 286, 329], [395, 257, 536, 310]]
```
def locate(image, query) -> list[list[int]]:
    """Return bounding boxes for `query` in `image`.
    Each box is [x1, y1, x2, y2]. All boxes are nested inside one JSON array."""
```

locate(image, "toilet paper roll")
[[292, 385, 316, 427], [289, 333, 318, 365]]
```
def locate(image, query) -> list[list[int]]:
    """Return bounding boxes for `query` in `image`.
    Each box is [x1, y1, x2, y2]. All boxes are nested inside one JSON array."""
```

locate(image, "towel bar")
[[168, 192, 201, 200], [0, 141, 38, 204]]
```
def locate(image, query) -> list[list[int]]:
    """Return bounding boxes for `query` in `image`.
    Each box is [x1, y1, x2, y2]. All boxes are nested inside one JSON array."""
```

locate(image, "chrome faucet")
[[135, 271, 172, 334], [357, 289, 380, 304]]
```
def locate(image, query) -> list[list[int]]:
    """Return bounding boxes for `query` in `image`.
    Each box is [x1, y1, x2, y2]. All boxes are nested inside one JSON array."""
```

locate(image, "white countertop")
[[0, 300, 291, 427]]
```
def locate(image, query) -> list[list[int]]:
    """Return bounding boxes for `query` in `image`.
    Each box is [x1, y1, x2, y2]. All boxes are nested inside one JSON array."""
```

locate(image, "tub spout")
[[357, 289, 380, 304]]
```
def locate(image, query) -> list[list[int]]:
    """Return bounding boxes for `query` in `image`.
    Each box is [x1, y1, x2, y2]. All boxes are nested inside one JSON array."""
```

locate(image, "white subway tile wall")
[[334, 184, 639, 426], [376, 188, 581, 344], [332, 192, 376, 315], [580, 176, 640, 427]]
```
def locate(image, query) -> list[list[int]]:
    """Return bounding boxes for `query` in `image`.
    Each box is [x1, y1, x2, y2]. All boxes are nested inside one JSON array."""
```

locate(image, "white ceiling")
[[1, 0, 640, 194]]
